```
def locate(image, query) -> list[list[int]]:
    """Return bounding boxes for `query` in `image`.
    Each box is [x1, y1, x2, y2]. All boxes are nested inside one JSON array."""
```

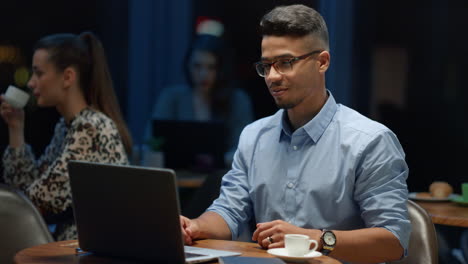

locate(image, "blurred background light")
[[14, 66, 30, 87], [0, 45, 20, 64]]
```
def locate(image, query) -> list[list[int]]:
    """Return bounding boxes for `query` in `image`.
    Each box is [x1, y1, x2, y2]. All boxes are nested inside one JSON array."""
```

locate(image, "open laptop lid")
[[152, 120, 227, 170], [68, 161, 239, 263], [69, 161, 185, 263]]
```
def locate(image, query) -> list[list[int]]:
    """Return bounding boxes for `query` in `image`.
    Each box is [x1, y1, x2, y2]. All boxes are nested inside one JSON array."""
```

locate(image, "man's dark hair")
[[259, 4, 329, 50]]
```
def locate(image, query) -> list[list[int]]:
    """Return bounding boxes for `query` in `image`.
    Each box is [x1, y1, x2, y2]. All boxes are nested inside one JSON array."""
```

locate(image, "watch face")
[[324, 232, 336, 245]]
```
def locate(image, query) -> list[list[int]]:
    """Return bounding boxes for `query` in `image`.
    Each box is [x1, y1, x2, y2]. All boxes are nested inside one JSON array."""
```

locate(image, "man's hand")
[[180, 215, 200, 245], [179, 212, 232, 245], [252, 220, 321, 249]]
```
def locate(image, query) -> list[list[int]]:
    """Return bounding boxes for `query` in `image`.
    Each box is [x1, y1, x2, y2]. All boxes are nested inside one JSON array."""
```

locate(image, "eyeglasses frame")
[[254, 50, 323, 77]]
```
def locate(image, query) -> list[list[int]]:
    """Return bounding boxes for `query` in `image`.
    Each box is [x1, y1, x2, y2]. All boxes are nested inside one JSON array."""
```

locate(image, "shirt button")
[[293, 146, 298, 150], [287, 182, 294, 189]]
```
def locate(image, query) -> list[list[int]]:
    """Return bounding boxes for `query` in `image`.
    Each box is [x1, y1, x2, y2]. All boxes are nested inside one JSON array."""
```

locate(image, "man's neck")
[[287, 90, 328, 131]]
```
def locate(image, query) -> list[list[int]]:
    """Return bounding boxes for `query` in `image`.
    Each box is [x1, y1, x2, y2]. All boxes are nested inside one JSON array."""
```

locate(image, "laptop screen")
[[152, 120, 227, 170], [69, 161, 185, 263], [68, 161, 241, 263]]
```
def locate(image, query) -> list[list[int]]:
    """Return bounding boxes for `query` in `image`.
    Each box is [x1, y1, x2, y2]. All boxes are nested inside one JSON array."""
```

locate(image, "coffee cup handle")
[[309, 240, 318, 252]]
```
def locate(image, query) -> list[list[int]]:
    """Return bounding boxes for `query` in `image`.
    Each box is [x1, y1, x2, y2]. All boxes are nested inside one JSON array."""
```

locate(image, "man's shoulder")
[[236, 110, 282, 153], [244, 110, 282, 132], [336, 105, 391, 137]]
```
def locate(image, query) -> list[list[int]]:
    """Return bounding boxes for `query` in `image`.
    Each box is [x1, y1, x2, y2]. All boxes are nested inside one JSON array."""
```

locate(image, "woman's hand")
[[1, 95, 26, 148], [0, 95, 25, 130]]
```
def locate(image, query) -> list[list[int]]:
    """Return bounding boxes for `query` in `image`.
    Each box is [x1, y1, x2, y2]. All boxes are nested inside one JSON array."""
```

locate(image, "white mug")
[[3, 85, 30, 109], [284, 234, 318, 257]]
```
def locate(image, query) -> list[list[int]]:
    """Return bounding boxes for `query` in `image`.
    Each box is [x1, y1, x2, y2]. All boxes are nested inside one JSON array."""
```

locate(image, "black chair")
[[390, 200, 438, 264], [461, 229, 468, 264], [0, 184, 53, 263]]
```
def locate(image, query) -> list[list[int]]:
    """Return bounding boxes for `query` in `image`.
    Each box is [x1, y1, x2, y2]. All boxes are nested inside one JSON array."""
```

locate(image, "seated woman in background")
[[0, 32, 132, 240], [147, 19, 254, 166]]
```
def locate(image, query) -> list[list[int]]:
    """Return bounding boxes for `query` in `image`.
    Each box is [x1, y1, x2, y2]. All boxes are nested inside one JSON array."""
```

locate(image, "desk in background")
[[415, 201, 468, 227], [176, 170, 210, 188], [14, 239, 342, 264]]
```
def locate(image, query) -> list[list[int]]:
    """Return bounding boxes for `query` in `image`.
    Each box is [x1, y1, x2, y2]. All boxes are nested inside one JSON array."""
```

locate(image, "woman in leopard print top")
[[0, 32, 132, 240]]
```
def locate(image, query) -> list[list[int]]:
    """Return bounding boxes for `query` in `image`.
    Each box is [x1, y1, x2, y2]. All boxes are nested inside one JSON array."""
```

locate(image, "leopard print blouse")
[[2, 107, 129, 241]]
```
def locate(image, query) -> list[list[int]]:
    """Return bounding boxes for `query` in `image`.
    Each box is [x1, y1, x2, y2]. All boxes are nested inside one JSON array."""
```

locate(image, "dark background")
[[0, 0, 467, 193]]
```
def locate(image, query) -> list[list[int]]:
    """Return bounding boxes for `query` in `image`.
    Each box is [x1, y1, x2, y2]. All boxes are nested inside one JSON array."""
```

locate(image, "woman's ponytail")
[[79, 32, 133, 155]]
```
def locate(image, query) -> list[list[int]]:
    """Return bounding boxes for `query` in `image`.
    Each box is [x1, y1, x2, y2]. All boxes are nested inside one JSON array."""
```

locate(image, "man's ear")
[[317, 51, 330, 74], [62, 67, 77, 88]]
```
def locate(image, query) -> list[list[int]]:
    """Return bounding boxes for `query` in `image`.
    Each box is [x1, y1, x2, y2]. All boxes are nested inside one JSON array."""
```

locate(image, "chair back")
[[0, 184, 54, 263], [389, 200, 438, 264], [461, 229, 468, 264]]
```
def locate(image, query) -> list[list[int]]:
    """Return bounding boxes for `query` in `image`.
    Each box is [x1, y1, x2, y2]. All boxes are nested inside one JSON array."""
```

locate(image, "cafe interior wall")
[[0, 0, 129, 180], [194, 0, 468, 193], [353, 0, 468, 194], [1, 0, 467, 195]]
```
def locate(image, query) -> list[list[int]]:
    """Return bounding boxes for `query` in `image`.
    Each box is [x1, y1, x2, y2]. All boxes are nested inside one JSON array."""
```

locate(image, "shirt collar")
[[279, 90, 338, 143]]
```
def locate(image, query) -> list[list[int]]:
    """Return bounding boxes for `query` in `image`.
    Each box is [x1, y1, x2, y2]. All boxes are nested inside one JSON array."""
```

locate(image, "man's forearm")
[[330, 227, 403, 263], [194, 211, 232, 240]]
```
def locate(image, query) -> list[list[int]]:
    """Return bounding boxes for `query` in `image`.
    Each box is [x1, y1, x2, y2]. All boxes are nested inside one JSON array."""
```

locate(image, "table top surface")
[[176, 169, 225, 188], [14, 239, 341, 264], [415, 200, 468, 227]]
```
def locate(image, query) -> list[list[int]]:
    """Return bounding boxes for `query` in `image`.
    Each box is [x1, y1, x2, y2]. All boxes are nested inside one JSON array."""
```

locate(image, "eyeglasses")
[[254, 50, 323, 77]]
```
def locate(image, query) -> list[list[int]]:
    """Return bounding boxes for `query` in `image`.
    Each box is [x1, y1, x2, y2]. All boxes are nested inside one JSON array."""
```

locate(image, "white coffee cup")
[[284, 234, 318, 257], [3, 85, 30, 109]]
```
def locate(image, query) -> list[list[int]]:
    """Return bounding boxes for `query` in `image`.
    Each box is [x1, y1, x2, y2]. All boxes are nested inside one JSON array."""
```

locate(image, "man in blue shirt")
[[180, 4, 410, 263]]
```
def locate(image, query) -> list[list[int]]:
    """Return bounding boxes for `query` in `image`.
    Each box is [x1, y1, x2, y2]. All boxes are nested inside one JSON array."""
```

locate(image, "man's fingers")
[[268, 239, 284, 249], [184, 234, 193, 245], [180, 216, 193, 245], [259, 237, 269, 248], [252, 228, 260, 241], [253, 221, 275, 241], [181, 225, 193, 245], [260, 235, 282, 249]]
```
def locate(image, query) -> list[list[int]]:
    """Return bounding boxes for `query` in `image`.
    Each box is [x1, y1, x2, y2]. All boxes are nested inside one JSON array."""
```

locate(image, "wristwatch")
[[320, 229, 336, 256]]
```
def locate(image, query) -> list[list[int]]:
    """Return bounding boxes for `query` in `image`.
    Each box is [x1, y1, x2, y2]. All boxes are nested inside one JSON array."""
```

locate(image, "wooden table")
[[177, 175, 207, 188], [415, 201, 468, 227], [176, 169, 227, 188], [14, 239, 342, 264]]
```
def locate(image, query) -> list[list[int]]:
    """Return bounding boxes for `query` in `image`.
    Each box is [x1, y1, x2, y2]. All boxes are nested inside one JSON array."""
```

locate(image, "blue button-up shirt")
[[208, 93, 410, 254]]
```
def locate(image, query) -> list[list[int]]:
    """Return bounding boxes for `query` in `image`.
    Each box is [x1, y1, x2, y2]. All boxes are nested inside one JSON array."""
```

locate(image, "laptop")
[[152, 120, 227, 170], [68, 161, 240, 263]]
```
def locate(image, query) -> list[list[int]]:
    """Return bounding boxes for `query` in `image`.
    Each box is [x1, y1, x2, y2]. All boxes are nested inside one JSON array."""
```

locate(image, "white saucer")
[[267, 248, 322, 263]]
